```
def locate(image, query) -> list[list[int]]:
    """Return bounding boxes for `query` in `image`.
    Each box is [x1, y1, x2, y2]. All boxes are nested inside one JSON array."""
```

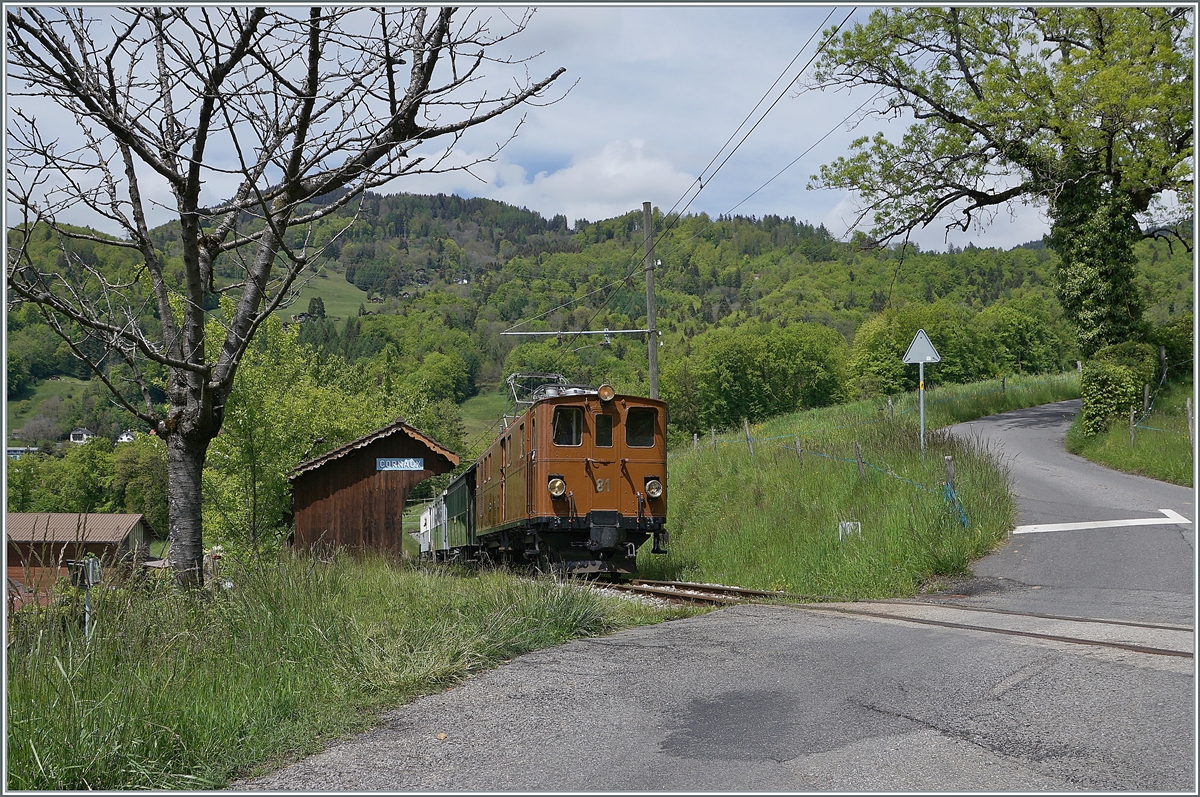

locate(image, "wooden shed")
[[6, 512, 155, 608], [289, 418, 460, 553]]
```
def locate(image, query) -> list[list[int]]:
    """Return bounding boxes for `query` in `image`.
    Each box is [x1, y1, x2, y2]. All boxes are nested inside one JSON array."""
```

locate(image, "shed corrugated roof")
[[288, 417, 461, 481], [6, 513, 152, 544]]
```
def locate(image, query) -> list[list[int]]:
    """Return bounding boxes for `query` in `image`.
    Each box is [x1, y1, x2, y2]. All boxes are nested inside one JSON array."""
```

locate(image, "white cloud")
[[490, 139, 699, 224], [8, 6, 1060, 252]]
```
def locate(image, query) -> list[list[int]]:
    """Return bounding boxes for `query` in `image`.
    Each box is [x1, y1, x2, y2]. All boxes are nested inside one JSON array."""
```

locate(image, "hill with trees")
[[7, 191, 1193, 554]]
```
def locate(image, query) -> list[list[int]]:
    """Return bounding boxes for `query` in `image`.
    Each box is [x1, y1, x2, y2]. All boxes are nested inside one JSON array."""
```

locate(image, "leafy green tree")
[[502, 342, 584, 381], [973, 296, 1074, 375], [846, 302, 989, 398], [56, 438, 115, 513], [662, 322, 847, 433], [8, 438, 116, 514], [6, 454, 45, 512], [811, 7, 1193, 354], [7, 350, 31, 398], [110, 434, 169, 539], [306, 296, 326, 319], [202, 309, 464, 557]]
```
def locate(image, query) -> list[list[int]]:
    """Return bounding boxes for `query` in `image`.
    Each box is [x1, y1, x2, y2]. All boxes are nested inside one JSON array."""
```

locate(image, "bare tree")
[[6, 6, 566, 584]]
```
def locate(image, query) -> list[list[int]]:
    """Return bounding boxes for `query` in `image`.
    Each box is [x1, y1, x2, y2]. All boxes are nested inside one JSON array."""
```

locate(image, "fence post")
[[693, 432, 698, 452], [1077, 360, 1082, 375], [944, 455, 955, 492], [1144, 383, 1150, 414], [743, 418, 754, 456], [1187, 397, 1193, 450], [1130, 406, 1136, 448], [887, 395, 893, 421], [794, 436, 802, 464], [1160, 345, 1167, 382], [1001, 375, 1006, 394], [711, 427, 716, 447], [855, 441, 864, 479]]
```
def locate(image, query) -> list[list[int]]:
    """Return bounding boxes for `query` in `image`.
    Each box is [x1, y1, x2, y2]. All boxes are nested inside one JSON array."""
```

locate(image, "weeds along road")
[[233, 400, 1194, 792]]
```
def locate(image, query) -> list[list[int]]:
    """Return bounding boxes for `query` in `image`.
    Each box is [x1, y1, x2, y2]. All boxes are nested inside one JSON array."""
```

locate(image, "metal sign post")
[[67, 557, 102, 642], [903, 329, 941, 457]]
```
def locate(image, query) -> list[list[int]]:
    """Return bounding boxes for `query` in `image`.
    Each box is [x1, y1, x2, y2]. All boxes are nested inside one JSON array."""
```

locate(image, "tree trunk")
[[166, 431, 211, 587]]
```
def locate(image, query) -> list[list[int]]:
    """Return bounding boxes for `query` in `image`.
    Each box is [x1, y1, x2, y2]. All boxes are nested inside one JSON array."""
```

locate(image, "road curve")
[[232, 400, 1195, 792], [949, 399, 1194, 625]]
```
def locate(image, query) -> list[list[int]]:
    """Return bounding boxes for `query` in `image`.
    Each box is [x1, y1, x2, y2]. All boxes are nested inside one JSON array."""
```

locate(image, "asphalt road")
[[950, 399, 1195, 625], [234, 400, 1195, 791]]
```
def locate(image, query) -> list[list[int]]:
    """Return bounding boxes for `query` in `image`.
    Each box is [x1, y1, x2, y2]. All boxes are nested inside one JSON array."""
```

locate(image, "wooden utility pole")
[[643, 201, 658, 399]]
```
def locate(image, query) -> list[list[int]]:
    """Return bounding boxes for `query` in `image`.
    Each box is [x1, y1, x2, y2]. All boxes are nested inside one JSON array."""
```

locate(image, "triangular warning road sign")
[[903, 328, 941, 363]]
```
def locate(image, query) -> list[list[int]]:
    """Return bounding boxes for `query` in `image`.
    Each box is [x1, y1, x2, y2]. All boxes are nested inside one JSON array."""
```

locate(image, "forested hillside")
[[7, 191, 1193, 551]]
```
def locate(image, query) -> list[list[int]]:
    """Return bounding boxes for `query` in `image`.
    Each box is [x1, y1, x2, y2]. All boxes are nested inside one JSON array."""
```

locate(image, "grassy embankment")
[[5, 554, 699, 790], [288, 268, 369, 321], [639, 372, 1081, 597], [1065, 378, 1194, 487], [6, 376, 89, 432]]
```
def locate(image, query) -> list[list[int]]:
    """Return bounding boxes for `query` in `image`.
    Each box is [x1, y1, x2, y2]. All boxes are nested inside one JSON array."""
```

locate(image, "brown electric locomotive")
[[420, 373, 668, 575]]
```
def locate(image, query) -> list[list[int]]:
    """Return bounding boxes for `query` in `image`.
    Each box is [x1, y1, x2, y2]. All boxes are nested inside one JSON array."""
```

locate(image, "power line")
[[502, 8, 860, 348]]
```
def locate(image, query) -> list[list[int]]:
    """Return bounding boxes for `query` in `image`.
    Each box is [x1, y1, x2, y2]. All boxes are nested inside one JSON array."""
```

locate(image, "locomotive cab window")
[[595, 414, 614, 447], [626, 408, 657, 447], [552, 406, 583, 446]]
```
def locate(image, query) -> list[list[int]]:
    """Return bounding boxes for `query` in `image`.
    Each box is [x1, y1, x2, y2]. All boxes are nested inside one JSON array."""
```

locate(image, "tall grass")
[[642, 373, 1080, 597], [1065, 378, 1194, 487], [5, 554, 694, 790]]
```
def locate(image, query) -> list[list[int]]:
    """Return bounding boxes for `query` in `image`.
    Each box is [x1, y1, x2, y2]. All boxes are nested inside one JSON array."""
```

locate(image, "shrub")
[[1148, 311, 1194, 377], [1091, 341, 1158, 387], [661, 321, 847, 434], [1079, 360, 1140, 436]]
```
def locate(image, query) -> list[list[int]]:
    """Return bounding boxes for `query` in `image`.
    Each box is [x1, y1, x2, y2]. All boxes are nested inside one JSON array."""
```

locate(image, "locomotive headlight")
[[547, 477, 567, 498], [597, 383, 616, 402], [645, 478, 664, 499]]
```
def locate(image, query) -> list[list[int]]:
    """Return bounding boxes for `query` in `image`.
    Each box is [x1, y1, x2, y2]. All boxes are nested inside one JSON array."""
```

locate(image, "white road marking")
[[1013, 509, 1192, 535]]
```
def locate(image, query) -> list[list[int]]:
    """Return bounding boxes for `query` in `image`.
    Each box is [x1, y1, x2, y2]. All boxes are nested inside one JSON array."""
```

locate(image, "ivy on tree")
[[809, 6, 1193, 354]]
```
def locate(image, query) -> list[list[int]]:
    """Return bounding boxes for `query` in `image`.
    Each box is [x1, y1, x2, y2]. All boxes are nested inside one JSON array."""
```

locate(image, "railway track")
[[596, 579, 1194, 659], [599, 579, 788, 605], [800, 600, 1194, 659]]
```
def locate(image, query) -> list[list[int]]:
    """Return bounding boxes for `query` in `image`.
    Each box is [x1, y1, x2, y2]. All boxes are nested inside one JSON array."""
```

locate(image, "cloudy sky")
[[389, 4, 1053, 252], [6, 4, 1057, 253]]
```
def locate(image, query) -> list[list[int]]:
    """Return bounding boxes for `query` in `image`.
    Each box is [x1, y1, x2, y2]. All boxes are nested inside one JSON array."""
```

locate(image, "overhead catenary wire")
[[502, 8, 860, 346]]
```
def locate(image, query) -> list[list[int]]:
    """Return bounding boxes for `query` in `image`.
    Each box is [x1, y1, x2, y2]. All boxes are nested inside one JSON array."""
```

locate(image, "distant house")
[[6, 513, 156, 610], [68, 428, 95, 444], [116, 430, 137, 443], [6, 446, 39, 460], [289, 418, 459, 554]]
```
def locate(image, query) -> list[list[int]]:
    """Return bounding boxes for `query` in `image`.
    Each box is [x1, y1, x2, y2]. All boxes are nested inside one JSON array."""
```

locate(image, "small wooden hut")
[[289, 418, 460, 553], [6, 512, 155, 608]]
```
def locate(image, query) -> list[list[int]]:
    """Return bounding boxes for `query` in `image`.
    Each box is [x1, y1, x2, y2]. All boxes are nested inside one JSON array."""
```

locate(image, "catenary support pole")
[[643, 201, 658, 399]]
